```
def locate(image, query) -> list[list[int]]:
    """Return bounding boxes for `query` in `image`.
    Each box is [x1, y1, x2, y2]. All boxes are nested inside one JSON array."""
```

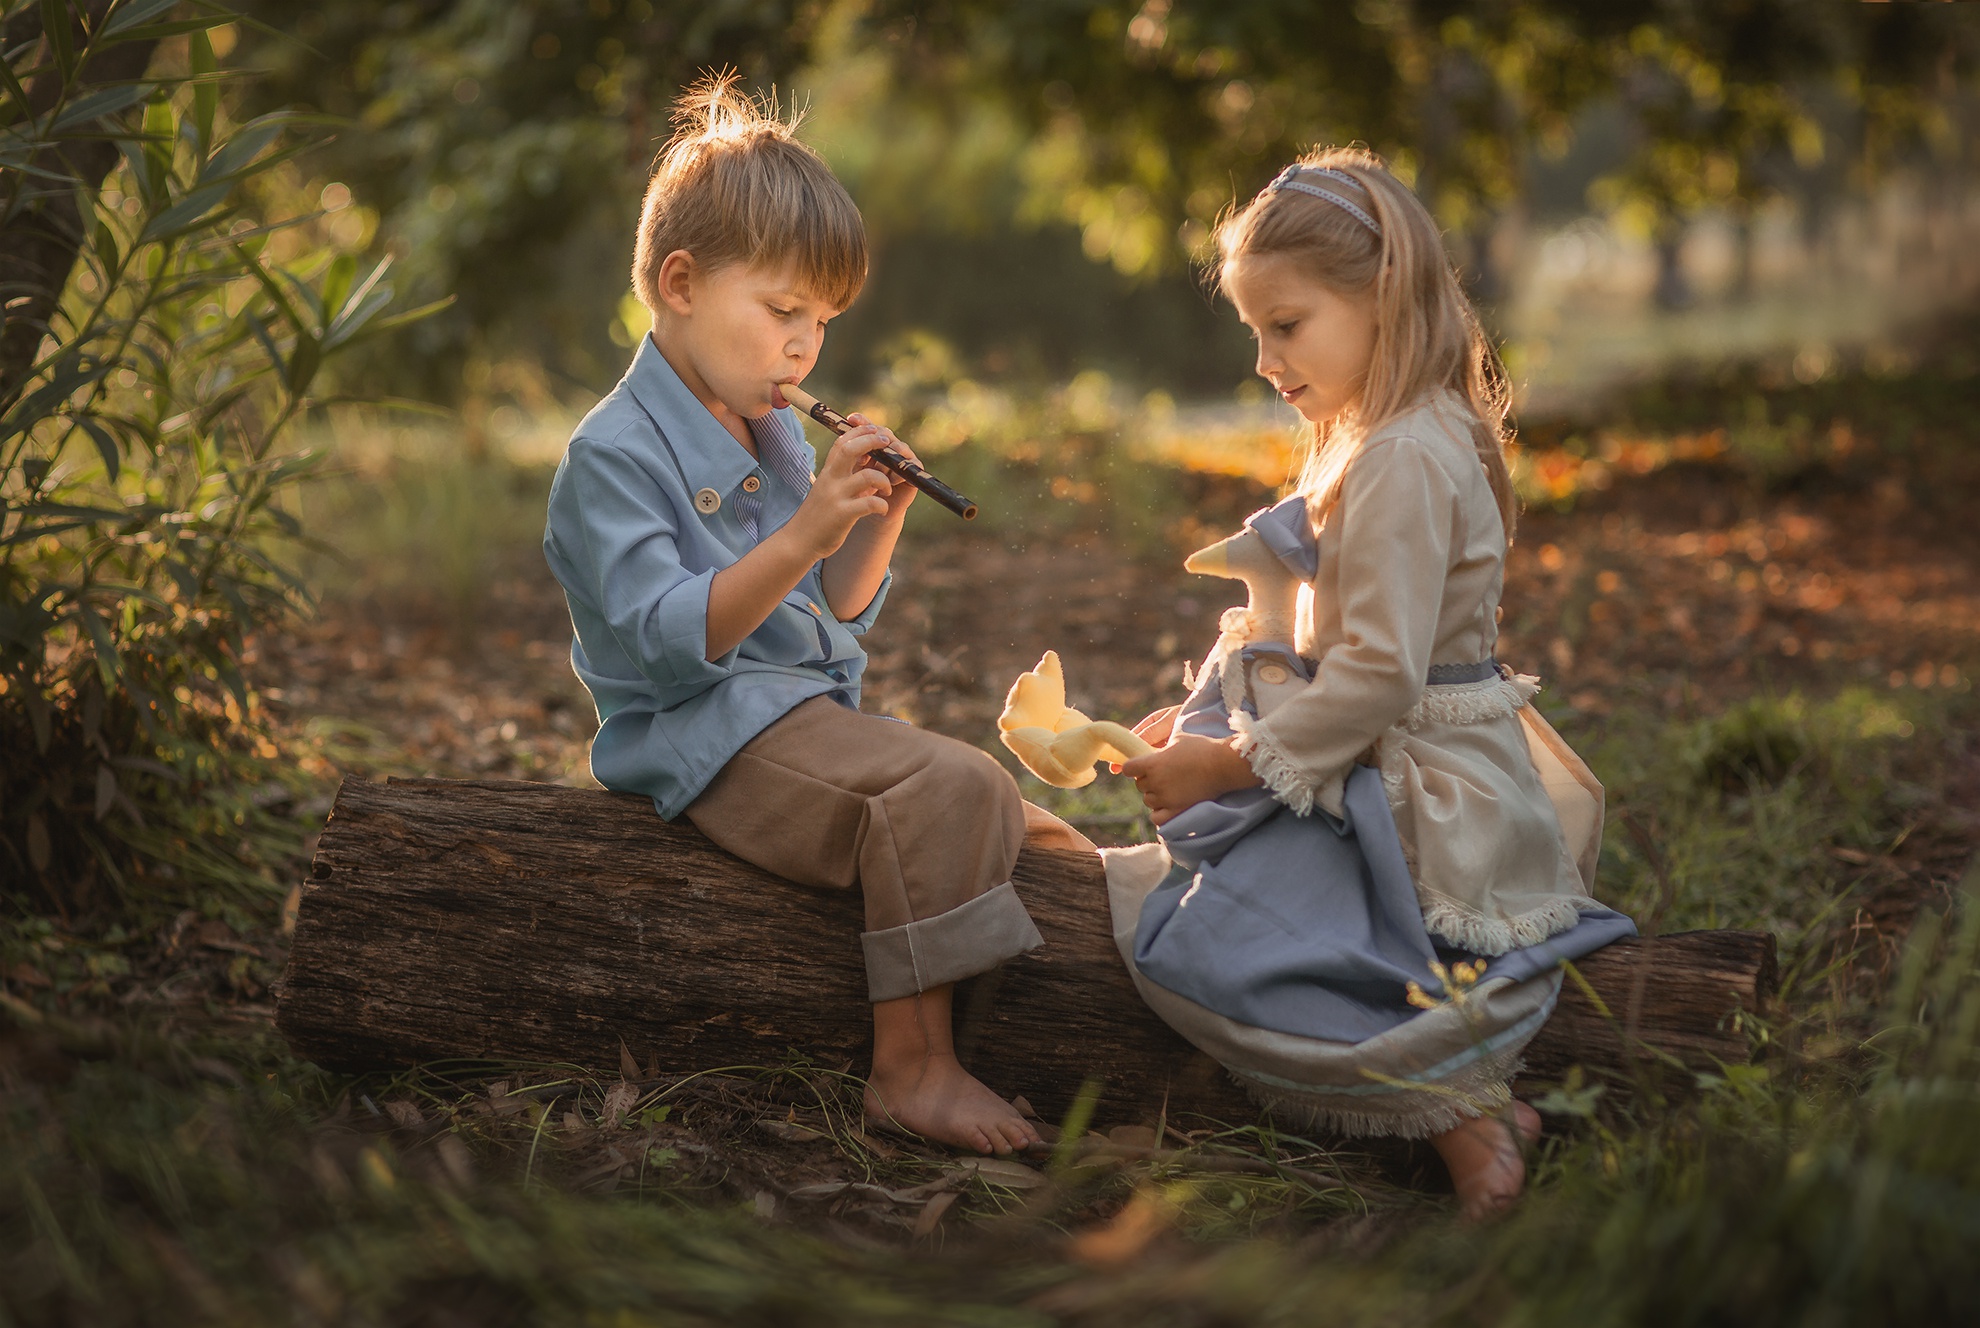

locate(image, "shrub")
[[0, 1, 437, 926]]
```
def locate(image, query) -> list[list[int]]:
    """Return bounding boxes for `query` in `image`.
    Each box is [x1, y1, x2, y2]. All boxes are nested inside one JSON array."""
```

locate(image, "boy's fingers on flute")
[[827, 422, 894, 467], [840, 414, 918, 463]]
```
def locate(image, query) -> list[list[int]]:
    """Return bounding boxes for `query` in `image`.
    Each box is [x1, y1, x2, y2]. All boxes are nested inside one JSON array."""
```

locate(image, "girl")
[[1110, 148, 1635, 1218]]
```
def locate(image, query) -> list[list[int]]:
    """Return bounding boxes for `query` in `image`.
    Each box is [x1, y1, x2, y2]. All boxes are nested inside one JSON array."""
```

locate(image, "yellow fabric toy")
[[998, 505, 1316, 789], [996, 651, 1153, 788]]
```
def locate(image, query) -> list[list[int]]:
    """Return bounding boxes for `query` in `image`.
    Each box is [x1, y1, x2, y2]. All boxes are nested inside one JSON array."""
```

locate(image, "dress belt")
[[1269, 653, 1504, 686], [1425, 657, 1502, 685]]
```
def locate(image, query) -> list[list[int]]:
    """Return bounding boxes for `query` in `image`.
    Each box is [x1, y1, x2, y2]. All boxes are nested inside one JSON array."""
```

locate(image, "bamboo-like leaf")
[[96, 15, 237, 45], [189, 28, 216, 149], [284, 333, 322, 397], [12, 500, 135, 523], [329, 252, 391, 322], [50, 81, 155, 134], [76, 604, 121, 686], [38, 0, 74, 79], [202, 114, 284, 183], [337, 295, 455, 344], [240, 307, 283, 369], [139, 179, 231, 243], [2, 358, 110, 443], [2, 518, 102, 543], [321, 286, 393, 350], [240, 255, 303, 331], [76, 415, 120, 480], [139, 90, 174, 204], [0, 37, 37, 121], [318, 253, 357, 328], [101, 0, 181, 38], [277, 266, 326, 331]]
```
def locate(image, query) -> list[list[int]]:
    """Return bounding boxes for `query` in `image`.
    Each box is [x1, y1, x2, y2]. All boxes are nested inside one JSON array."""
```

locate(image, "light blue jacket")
[[543, 335, 888, 818]]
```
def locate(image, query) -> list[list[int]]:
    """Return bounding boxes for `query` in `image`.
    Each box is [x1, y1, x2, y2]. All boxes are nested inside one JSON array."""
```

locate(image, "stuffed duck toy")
[[999, 495, 1315, 787]]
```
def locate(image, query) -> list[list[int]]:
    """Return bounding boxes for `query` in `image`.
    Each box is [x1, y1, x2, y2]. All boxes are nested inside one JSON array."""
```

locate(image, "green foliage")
[[232, 0, 818, 399], [858, 0, 1975, 280], [213, 1, 1979, 400], [0, 1, 437, 922], [1568, 685, 1952, 966]]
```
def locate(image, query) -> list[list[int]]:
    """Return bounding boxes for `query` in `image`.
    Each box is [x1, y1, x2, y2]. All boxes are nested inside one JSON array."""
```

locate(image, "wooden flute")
[[779, 384, 979, 520]]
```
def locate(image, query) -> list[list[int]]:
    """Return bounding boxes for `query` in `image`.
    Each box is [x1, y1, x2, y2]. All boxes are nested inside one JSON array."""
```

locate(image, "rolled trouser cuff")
[[860, 881, 1043, 1001]]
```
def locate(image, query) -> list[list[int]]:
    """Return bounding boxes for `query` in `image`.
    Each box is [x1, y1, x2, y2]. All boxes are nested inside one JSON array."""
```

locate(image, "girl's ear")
[[655, 249, 697, 316]]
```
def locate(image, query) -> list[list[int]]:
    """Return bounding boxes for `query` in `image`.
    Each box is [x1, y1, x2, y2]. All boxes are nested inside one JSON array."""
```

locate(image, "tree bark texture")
[[279, 778, 1778, 1123]]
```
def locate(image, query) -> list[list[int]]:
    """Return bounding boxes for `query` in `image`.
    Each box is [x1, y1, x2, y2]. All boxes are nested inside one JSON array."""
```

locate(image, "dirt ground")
[[258, 443, 1979, 873]]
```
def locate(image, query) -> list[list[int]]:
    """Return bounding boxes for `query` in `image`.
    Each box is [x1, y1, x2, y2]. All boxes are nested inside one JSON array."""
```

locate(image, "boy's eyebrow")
[[762, 285, 840, 314]]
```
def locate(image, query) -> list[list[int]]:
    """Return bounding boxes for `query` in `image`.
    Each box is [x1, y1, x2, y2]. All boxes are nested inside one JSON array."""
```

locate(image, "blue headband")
[[1263, 164, 1382, 237]]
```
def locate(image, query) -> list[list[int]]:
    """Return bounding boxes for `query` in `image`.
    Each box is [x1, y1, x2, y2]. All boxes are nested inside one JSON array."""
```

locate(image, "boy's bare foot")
[[1430, 1103, 1539, 1221], [864, 1053, 1041, 1155], [867, 985, 1041, 1155]]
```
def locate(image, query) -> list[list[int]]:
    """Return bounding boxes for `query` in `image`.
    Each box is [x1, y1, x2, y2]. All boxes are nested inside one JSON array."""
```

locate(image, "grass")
[[6, 325, 1980, 1323], [9, 864, 1980, 1323]]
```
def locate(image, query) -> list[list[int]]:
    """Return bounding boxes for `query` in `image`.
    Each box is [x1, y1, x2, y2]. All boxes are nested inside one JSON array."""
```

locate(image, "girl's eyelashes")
[[1273, 320, 1300, 337]]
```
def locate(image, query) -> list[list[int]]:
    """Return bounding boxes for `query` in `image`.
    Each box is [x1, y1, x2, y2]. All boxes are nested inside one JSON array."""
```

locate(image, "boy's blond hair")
[[632, 73, 867, 315], [1215, 146, 1517, 541]]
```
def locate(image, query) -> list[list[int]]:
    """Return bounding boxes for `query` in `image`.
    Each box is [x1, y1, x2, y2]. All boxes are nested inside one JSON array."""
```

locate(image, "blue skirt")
[[1132, 646, 1636, 1046]]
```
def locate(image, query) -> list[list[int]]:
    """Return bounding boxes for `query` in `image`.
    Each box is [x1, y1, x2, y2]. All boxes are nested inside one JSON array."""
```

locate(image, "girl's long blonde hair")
[[1215, 146, 1517, 540]]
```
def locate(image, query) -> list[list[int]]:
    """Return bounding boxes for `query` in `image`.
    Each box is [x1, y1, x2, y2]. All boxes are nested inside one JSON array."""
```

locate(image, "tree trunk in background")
[[279, 778, 1779, 1124], [1652, 211, 1693, 311], [0, 3, 160, 396]]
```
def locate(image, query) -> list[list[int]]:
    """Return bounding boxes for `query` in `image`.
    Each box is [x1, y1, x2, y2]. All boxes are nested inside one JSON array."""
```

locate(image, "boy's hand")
[[845, 412, 921, 524], [789, 415, 916, 559], [1118, 734, 1261, 826]]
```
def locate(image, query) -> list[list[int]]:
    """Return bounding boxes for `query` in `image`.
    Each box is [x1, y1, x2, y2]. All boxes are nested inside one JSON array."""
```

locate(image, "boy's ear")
[[655, 249, 697, 317]]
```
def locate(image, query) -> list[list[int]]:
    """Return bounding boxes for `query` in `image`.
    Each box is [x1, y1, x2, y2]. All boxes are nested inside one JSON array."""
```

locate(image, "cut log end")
[[279, 777, 1776, 1123]]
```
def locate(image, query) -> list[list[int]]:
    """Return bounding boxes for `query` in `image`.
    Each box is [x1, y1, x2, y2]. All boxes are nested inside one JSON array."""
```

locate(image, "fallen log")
[[278, 777, 1777, 1123]]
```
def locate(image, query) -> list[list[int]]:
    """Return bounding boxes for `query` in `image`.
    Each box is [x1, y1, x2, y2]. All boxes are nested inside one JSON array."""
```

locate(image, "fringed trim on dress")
[[1230, 1044, 1526, 1140], [1418, 886, 1595, 957], [1230, 711, 1317, 816], [1399, 670, 1541, 732]]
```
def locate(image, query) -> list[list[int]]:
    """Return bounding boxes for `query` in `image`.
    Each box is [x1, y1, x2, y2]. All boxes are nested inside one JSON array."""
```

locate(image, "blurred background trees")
[[227, 0, 1977, 403]]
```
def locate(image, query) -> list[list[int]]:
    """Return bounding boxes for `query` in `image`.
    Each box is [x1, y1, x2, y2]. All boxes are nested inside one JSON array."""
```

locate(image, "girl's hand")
[[1131, 705, 1181, 747], [1108, 705, 1181, 774], [790, 419, 909, 558], [1118, 734, 1261, 826]]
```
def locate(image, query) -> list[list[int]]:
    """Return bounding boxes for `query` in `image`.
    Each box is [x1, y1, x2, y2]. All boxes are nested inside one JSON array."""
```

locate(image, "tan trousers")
[[685, 695, 1086, 1001]]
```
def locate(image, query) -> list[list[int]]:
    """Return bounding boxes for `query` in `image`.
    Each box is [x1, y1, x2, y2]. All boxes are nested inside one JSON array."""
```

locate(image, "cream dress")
[[1102, 391, 1620, 1137]]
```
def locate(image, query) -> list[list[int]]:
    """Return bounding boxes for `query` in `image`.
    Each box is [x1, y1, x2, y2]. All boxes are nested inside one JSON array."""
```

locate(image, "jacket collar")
[[624, 333, 780, 500]]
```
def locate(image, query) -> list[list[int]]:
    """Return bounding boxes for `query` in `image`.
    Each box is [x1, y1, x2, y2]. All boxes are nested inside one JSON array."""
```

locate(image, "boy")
[[543, 77, 1056, 1155]]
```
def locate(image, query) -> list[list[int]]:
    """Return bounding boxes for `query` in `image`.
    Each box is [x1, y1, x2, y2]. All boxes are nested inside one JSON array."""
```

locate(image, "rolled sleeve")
[[569, 438, 735, 690], [836, 567, 892, 637]]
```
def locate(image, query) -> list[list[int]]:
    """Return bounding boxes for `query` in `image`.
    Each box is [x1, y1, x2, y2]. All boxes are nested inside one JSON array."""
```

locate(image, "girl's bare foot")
[[867, 986, 1041, 1155], [1430, 1104, 1537, 1221], [864, 1053, 1040, 1155]]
